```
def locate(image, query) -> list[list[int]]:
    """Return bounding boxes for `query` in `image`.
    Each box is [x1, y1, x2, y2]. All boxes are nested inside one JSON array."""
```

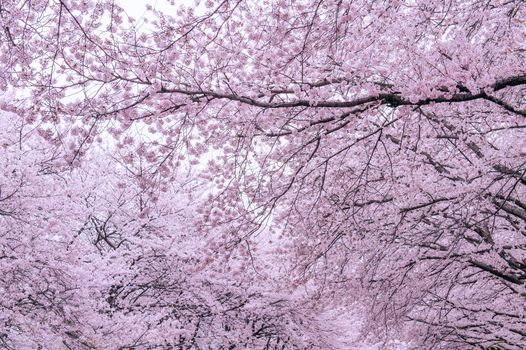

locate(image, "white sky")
[[119, 0, 193, 24]]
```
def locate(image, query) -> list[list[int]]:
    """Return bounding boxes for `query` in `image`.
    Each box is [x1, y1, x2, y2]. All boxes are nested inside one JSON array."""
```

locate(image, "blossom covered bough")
[[0, 0, 525, 349]]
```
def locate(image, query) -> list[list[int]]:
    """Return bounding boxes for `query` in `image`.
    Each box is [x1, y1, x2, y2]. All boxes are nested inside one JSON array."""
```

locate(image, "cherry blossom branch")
[[158, 75, 526, 114]]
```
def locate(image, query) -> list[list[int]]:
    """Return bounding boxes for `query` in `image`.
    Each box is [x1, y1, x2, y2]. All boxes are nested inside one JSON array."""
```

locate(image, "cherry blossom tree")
[[1, 0, 525, 349], [0, 110, 339, 349]]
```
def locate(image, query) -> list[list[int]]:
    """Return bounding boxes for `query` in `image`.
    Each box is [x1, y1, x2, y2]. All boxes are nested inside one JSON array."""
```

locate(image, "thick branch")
[[469, 259, 524, 285], [158, 75, 526, 113]]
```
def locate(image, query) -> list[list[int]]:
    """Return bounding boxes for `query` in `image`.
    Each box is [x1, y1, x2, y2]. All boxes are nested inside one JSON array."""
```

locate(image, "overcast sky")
[[119, 0, 193, 24]]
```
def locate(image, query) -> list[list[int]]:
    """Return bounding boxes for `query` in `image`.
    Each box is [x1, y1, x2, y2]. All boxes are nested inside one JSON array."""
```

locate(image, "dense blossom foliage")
[[0, 112, 339, 349], [0, 0, 525, 349]]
